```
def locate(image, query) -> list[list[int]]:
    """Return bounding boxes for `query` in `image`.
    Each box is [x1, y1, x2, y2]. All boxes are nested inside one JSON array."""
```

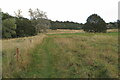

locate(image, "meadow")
[[2, 29, 118, 78]]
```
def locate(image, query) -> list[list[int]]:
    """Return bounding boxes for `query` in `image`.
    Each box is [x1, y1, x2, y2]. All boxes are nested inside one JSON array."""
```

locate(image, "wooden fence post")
[[16, 48, 19, 61]]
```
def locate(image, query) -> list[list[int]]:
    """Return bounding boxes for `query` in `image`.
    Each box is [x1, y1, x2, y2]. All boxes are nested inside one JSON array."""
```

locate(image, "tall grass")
[[2, 29, 118, 78], [2, 34, 46, 77], [13, 32, 118, 78], [52, 34, 118, 78]]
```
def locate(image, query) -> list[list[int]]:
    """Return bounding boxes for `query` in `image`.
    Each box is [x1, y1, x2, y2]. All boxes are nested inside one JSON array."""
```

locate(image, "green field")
[[2, 32, 118, 78]]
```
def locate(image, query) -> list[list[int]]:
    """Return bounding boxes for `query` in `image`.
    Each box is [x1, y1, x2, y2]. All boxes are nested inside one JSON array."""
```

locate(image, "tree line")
[[50, 21, 83, 30], [2, 9, 50, 38], [1, 9, 118, 39]]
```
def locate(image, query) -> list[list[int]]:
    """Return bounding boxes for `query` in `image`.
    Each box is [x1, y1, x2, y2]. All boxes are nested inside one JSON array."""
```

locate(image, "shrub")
[[83, 14, 107, 33]]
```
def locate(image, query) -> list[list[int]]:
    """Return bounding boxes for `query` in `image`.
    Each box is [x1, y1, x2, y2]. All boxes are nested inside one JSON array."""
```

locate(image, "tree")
[[28, 8, 50, 33], [2, 12, 14, 20], [15, 18, 36, 37], [14, 9, 37, 37], [35, 18, 50, 33], [29, 8, 48, 20], [106, 22, 118, 29], [29, 8, 35, 20], [83, 14, 107, 33], [14, 9, 23, 18], [2, 18, 16, 38], [50, 20, 83, 30]]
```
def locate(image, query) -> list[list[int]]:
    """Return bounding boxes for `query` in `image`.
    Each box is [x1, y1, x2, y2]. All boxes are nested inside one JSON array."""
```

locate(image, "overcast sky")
[[1, 0, 119, 23]]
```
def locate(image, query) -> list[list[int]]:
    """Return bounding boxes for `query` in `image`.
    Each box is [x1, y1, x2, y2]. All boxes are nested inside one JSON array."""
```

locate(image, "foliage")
[[2, 18, 16, 38], [35, 18, 51, 33], [2, 11, 117, 39], [50, 21, 83, 30], [106, 22, 118, 29], [29, 8, 50, 33], [15, 18, 36, 37], [83, 14, 107, 33], [2, 9, 50, 39], [2, 12, 14, 20]]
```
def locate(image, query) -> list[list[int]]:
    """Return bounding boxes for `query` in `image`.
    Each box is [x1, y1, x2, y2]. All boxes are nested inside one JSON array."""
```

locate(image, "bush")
[[83, 14, 107, 33], [2, 18, 16, 38], [16, 18, 36, 37]]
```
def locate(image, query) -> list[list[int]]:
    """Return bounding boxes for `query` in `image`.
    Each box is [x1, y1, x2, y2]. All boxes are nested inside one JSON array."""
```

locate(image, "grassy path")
[[20, 37, 58, 78]]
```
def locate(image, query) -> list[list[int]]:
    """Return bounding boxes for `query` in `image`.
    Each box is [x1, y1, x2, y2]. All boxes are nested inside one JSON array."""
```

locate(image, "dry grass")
[[47, 29, 118, 34], [107, 29, 118, 33], [47, 29, 84, 34], [2, 34, 46, 77]]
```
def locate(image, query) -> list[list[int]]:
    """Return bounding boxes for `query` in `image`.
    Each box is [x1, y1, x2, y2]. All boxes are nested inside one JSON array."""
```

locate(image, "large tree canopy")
[[83, 14, 107, 33]]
